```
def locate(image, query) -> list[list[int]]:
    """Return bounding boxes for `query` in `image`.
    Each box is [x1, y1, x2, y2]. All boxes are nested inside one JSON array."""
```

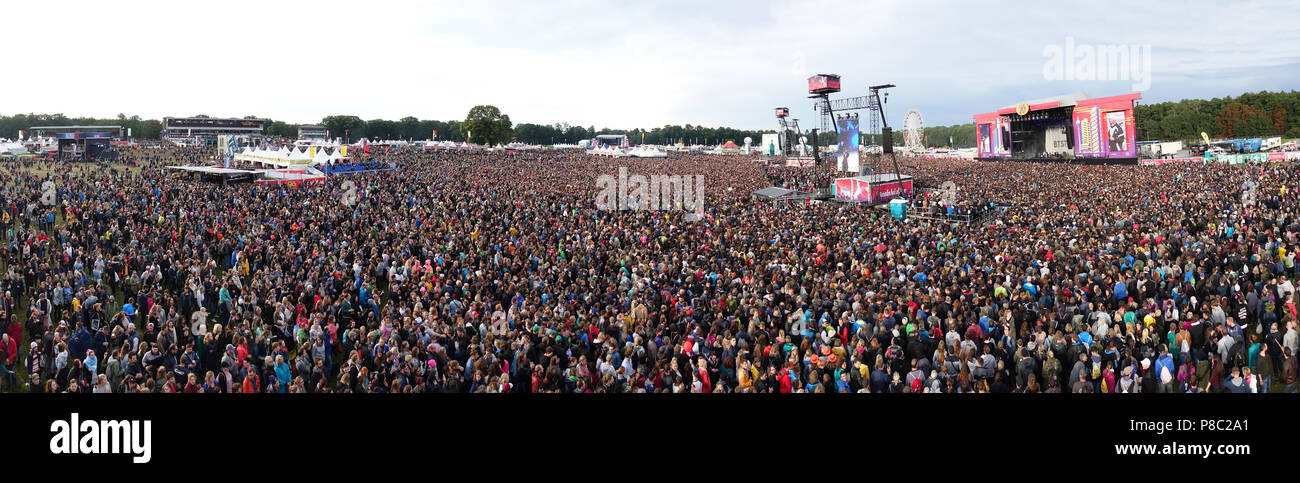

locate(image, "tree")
[[266, 121, 299, 139], [1235, 116, 1275, 138], [321, 115, 365, 142], [1216, 103, 1269, 138], [463, 105, 512, 145], [513, 123, 560, 144], [399, 116, 422, 140], [366, 119, 400, 140], [136, 119, 163, 139]]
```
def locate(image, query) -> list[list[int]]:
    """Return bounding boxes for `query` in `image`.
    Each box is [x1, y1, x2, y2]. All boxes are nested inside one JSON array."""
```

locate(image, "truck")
[[1138, 140, 1183, 159]]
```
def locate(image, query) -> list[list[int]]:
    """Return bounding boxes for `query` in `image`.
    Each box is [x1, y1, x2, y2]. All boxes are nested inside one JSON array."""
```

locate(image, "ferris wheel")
[[903, 109, 924, 151]]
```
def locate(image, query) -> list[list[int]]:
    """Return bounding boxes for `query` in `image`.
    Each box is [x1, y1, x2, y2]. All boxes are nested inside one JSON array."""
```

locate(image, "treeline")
[[0, 113, 479, 143], [0, 110, 1063, 150], [0, 113, 165, 140], [803, 124, 977, 149], [8, 89, 1294, 147], [888, 90, 1300, 149], [1135, 90, 1300, 142], [512, 123, 771, 146], [315, 116, 468, 143], [0, 112, 770, 147], [908, 123, 976, 149]]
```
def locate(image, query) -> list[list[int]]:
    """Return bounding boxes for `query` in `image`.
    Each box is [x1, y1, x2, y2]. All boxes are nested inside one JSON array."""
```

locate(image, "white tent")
[[0, 141, 26, 155], [628, 145, 667, 158], [234, 143, 348, 168]]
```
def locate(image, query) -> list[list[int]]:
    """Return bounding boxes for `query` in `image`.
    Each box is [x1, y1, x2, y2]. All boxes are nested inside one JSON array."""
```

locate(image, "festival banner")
[[1206, 153, 1276, 164], [833, 178, 868, 202], [1102, 110, 1134, 158], [1073, 106, 1102, 157], [978, 123, 991, 156], [869, 179, 913, 202], [1140, 157, 1205, 166], [996, 117, 1011, 156]]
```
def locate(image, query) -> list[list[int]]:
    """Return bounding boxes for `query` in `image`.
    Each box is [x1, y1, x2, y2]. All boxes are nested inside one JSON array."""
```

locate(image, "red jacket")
[[0, 337, 16, 365], [6, 323, 21, 353]]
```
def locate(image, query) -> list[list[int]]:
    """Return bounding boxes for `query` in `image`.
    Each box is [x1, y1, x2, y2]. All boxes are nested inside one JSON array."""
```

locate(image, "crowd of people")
[[1, 142, 1297, 393]]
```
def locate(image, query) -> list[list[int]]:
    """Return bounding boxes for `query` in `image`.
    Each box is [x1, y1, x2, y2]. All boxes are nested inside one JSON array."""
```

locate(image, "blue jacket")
[[92, 330, 110, 356], [1224, 377, 1249, 393], [274, 362, 291, 392], [1154, 353, 1175, 381], [70, 329, 92, 362]]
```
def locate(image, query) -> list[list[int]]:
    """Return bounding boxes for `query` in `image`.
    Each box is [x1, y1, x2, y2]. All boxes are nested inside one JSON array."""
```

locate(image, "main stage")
[[972, 92, 1141, 165]]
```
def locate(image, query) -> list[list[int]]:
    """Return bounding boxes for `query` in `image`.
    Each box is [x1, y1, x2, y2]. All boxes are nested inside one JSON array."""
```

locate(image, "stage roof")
[[999, 93, 1089, 110], [166, 166, 259, 175], [975, 92, 1141, 121], [30, 125, 124, 132]]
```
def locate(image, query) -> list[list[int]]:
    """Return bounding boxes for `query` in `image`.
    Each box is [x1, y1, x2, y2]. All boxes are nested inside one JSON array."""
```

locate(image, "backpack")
[[1090, 358, 1102, 379], [886, 345, 905, 372], [1229, 342, 1246, 368]]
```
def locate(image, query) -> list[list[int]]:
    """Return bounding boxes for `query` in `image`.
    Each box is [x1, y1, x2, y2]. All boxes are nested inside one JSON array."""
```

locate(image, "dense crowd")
[[1, 142, 1297, 393]]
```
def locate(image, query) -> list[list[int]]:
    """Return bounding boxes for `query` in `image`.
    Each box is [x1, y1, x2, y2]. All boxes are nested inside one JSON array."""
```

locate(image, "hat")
[[810, 355, 821, 365], [226, 344, 236, 351], [1141, 358, 1151, 369], [820, 346, 831, 356], [828, 354, 838, 364]]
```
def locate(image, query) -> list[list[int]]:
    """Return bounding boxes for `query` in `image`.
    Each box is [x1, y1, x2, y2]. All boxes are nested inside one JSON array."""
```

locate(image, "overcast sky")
[[5, 0, 1298, 130]]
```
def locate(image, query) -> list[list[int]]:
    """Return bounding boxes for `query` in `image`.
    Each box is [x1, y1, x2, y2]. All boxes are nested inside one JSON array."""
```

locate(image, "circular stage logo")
[[1016, 102, 1030, 116]]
